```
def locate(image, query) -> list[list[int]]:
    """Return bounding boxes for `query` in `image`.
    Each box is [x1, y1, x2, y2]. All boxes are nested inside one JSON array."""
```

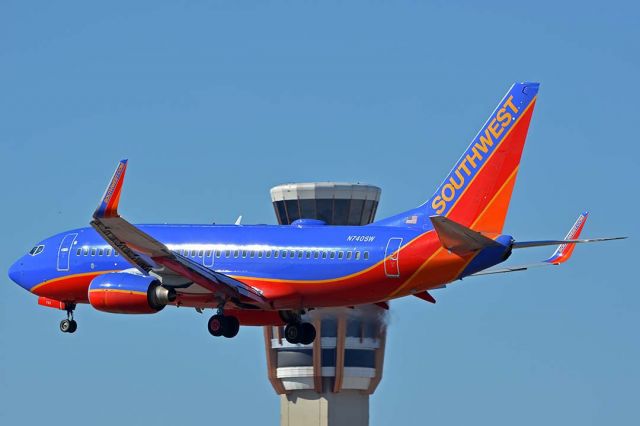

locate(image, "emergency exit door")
[[384, 237, 403, 278]]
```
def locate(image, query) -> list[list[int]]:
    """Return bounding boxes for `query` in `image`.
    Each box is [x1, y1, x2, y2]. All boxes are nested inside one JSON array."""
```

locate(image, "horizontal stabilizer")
[[471, 211, 626, 276], [429, 215, 501, 256], [513, 237, 625, 249]]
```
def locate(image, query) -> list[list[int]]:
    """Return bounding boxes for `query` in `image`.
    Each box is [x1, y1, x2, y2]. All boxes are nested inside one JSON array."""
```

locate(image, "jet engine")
[[88, 273, 176, 314]]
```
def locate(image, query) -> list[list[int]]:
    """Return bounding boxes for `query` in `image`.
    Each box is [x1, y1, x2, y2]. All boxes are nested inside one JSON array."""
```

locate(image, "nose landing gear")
[[60, 305, 77, 334]]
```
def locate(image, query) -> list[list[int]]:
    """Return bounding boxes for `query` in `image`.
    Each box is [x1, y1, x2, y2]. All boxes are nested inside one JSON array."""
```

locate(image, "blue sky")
[[1, 1, 638, 424]]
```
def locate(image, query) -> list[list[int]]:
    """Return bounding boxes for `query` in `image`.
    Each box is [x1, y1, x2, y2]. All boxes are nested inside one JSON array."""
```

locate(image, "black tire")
[[60, 319, 71, 333], [299, 322, 316, 345], [68, 320, 78, 334], [208, 315, 224, 337], [222, 316, 240, 338], [284, 323, 302, 344]]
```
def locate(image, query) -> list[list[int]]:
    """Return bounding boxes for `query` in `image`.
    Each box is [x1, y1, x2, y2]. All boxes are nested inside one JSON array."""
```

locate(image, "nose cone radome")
[[8, 258, 27, 291]]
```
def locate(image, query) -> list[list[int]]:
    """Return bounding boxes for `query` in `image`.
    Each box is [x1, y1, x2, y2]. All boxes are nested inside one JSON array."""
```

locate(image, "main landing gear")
[[284, 322, 316, 345], [207, 312, 240, 338], [60, 305, 77, 334], [280, 310, 316, 345]]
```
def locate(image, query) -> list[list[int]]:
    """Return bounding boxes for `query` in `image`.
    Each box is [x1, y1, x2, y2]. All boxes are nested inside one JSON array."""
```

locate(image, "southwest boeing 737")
[[8, 82, 625, 344]]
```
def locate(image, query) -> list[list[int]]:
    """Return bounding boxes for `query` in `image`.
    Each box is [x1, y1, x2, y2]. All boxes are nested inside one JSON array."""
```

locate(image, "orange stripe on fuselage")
[[31, 271, 120, 302]]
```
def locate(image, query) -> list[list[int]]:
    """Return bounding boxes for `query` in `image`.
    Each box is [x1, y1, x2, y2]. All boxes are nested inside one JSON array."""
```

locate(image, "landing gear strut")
[[60, 305, 77, 334], [207, 304, 240, 338]]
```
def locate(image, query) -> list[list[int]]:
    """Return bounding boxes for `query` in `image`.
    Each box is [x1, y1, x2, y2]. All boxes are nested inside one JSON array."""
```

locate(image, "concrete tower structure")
[[266, 183, 386, 426]]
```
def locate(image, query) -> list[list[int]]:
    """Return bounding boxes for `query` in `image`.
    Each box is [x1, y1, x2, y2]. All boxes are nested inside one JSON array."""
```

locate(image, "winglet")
[[94, 160, 128, 219], [545, 211, 588, 264]]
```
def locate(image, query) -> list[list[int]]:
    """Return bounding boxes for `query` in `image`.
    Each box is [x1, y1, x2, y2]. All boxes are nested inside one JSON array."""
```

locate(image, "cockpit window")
[[29, 245, 45, 256]]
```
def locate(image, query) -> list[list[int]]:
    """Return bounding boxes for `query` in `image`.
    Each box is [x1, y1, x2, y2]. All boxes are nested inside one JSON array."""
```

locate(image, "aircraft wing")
[[471, 212, 626, 276], [90, 160, 269, 309]]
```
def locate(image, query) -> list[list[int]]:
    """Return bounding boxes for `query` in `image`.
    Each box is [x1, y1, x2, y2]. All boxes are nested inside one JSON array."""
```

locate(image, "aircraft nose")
[[8, 259, 24, 287]]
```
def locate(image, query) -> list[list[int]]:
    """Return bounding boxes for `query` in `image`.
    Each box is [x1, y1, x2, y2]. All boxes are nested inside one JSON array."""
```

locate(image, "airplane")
[[8, 82, 625, 344]]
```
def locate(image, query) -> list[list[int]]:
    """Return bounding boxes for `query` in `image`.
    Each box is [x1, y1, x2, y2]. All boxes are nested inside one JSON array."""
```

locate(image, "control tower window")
[[316, 199, 333, 223], [348, 199, 365, 225], [333, 200, 350, 225], [274, 201, 287, 224], [363, 200, 375, 224], [285, 200, 301, 222], [300, 199, 315, 219]]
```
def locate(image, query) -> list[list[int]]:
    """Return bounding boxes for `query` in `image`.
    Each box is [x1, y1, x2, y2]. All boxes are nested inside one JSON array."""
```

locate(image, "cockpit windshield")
[[29, 245, 45, 256]]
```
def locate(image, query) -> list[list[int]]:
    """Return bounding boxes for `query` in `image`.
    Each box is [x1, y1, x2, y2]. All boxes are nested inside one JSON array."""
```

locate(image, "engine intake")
[[89, 273, 176, 314]]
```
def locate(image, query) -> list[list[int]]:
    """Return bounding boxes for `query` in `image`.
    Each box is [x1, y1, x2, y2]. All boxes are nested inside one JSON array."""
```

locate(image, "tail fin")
[[374, 82, 539, 234]]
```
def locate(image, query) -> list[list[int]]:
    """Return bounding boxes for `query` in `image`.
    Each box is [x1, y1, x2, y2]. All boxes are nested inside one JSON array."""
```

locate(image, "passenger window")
[[266, 250, 271, 258], [338, 251, 344, 260], [198, 250, 204, 257], [98, 248, 104, 256], [281, 251, 287, 258], [205, 250, 212, 257], [346, 251, 352, 260], [106, 248, 112, 256], [322, 251, 327, 259], [215, 250, 221, 258], [250, 250, 255, 258], [114, 251, 119, 256], [258, 251, 262, 258], [234, 250, 239, 258], [91, 248, 96, 256], [355, 251, 360, 260], [314, 251, 319, 259], [305, 251, 311, 259], [226, 250, 231, 258], [190, 250, 196, 257], [242, 250, 247, 258], [364, 251, 369, 260], [83, 247, 89, 256], [289, 250, 295, 258], [330, 251, 335, 259], [76, 248, 81, 256]]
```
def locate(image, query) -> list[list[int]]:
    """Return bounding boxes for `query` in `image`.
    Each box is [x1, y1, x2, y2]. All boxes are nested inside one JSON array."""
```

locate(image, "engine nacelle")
[[88, 273, 176, 314]]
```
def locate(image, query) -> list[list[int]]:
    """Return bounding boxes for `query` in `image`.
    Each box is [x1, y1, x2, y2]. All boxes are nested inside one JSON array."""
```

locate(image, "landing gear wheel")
[[284, 323, 302, 344], [222, 316, 240, 338], [299, 322, 316, 345], [67, 320, 77, 333], [208, 315, 225, 337], [60, 319, 72, 333], [285, 322, 316, 345]]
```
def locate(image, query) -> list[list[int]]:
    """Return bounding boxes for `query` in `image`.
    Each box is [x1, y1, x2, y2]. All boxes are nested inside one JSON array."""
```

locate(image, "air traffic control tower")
[[265, 183, 387, 426]]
